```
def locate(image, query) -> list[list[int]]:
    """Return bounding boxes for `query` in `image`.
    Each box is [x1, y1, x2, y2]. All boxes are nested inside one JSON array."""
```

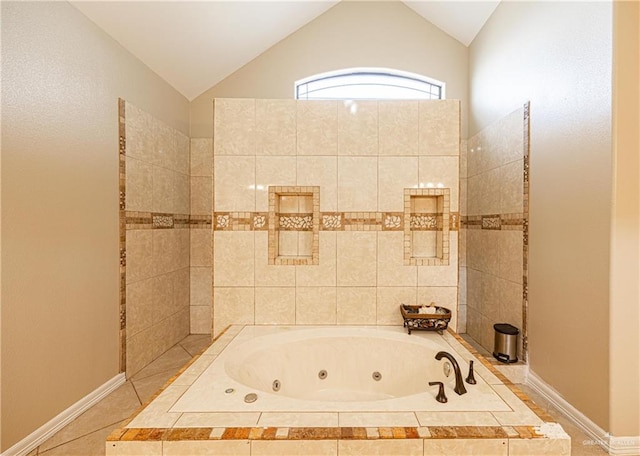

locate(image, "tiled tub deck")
[[106, 326, 570, 455]]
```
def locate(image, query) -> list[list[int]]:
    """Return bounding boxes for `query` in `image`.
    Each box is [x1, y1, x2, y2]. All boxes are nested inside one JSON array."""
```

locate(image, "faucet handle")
[[428, 381, 448, 403], [466, 360, 477, 385]]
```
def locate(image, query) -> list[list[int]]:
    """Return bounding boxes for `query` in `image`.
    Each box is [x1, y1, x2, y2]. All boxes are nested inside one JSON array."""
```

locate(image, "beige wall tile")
[[378, 100, 419, 156], [175, 131, 190, 175], [151, 165, 173, 213], [255, 287, 296, 324], [499, 278, 524, 343], [152, 229, 176, 276], [164, 440, 250, 456], [466, 174, 481, 216], [297, 156, 338, 212], [190, 267, 212, 307], [174, 172, 190, 215], [213, 287, 255, 337], [190, 176, 212, 216], [339, 439, 422, 456], [378, 232, 417, 287], [467, 267, 482, 311], [480, 230, 500, 276], [484, 167, 502, 215], [423, 438, 507, 455], [417, 286, 457, 311], [500, 159, 524, 214], [255, 99, 296, 156], [255, 232, 295, 287], [457, 303, 467, 333], [126, 326, 155, 377], [337, 156, 378, 211], [214, 155, 255, 212], [125, 156, 152, 212], [190, 138, 213, 177], [296, 232, 337, 286], [256, 156, 297, 211], [418, 156, 459, 211], [174, 412, 261, 427], [466, 229, 481, 271], [213, 231, 254, 287], [190, 229, 212, 267], [338, 100, 378, 156], [214, 98, 255, 156], [460, 139, 468, 177], [154, 121, 177, 171], [460, 177, 468, 216], [297, 100, 337, 155], [124, 103, 154, 163], [337, 287, 377, 324], [458, 266, 467, 304], [126, 229, 153, 283], [376, 287, 417, 325], [252, 440, 337, 456], [152, 273, 174, 324], [419, 99, 460, 155], [190, 305, 211, 334], [173, 266, 190, 310], [498, 107, 527, 167], [296, 287, 337, 324], [459, 228, 467, 266], [126, 278, 153, 337], [499, 230, 523, 283], [176, 229, 190, 269], [480, 272, 501, 321], [466, 134, 480, 178], [378, 157, 419, 211], [337, 232, 377, 286], [277, 231, 298, 256]]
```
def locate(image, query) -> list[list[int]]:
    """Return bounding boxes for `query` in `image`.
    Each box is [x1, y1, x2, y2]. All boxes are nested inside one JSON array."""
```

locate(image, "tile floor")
[[25, 333, 608, 456], [27, 335, 211, 456]]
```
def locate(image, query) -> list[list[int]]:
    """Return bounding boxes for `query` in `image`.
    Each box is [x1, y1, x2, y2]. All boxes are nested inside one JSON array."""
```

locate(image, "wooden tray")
[[400, 304, 451, 335]]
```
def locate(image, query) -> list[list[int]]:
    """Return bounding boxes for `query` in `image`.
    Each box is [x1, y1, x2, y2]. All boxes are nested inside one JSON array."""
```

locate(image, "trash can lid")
[[494, 323, 519, 335]]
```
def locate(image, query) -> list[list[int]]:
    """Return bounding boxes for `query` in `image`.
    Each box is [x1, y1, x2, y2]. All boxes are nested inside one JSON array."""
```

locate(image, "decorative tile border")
[[118, 98, 126, 373], [124, 211, 190, 230], [462, 213, 524, 231], [209, 211, 460, 232], [522, 102, 531, 357]]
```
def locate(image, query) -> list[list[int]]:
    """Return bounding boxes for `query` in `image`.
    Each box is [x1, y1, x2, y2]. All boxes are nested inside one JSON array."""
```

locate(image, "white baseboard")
[[1, 373, 126, 456], [527, 370, 640, 456]]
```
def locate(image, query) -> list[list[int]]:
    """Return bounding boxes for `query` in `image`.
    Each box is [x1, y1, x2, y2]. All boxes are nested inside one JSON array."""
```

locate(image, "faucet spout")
[[435, 351, 467, 395]]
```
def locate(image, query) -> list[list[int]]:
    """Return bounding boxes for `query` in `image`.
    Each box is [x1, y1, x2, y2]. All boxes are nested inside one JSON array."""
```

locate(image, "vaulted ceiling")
[[71, 1, 499, 101]]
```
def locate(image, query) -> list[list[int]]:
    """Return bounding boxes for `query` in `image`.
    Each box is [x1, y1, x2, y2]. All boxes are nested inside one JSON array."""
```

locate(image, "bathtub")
[[113, 325, 570, 456], [171, 326, 511, 413]]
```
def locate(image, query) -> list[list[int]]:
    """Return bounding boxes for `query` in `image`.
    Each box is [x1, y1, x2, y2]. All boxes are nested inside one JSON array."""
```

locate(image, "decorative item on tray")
[[400, 302, 451, 335]]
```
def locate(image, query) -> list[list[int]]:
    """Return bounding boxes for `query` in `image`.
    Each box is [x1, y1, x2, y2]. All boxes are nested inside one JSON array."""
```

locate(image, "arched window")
[[295, 68, 444, 101]]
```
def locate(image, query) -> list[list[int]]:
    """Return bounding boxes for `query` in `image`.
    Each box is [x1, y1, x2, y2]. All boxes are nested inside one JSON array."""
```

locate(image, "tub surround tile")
[[174, 413, 260, 428], [415, 411, 500, 427], [255, 156, 297, 211], [190, 177, 212, 216], [377, 232, 418, 287], [339, 413, 419, 428], [125, 156, 153, 212], [336, 232, 377, 286], [336, 287, 377, 325], [213, 231, 255, 286], [255, 287, 296, 325], [423, 438, 507, 455], [258, 413, 339, 428], [214, 155, 256, 211], [339, 439, 422, 456], [190, 306, 212, 335], [190, 138, 213, 176], [376, 287, 417, 325], [295, 232, 337, 286], [296, 156, 338, 212], [252, 440, 337, 456], [212, 288, 255, 337], [296, 287, 337, 324], [254, 232, 296, 287]]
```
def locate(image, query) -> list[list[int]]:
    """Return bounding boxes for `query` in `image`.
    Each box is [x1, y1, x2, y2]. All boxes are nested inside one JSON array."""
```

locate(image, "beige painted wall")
[[469, 1, 613, 430], [190, 1, 468, 139], [1, 2, 189, 450], [610, 1, 640, 437]]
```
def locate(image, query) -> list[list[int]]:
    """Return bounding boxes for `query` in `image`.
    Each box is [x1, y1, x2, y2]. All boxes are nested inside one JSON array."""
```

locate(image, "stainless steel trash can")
[[493, 323, 519, 363]]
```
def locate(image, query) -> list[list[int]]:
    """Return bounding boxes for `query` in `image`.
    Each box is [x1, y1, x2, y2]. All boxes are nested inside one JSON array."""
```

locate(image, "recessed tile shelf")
[[268, 186, 320, 265], [404, 188, 450, 266]]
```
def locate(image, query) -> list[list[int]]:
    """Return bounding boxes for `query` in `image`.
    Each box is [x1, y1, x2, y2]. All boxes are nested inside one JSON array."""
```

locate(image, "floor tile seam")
[[38, 419, 127, 454]]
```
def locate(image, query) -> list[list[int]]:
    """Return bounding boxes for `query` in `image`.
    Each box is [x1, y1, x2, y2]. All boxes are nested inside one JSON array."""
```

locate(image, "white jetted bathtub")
[[170, 326, 512, 413]]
